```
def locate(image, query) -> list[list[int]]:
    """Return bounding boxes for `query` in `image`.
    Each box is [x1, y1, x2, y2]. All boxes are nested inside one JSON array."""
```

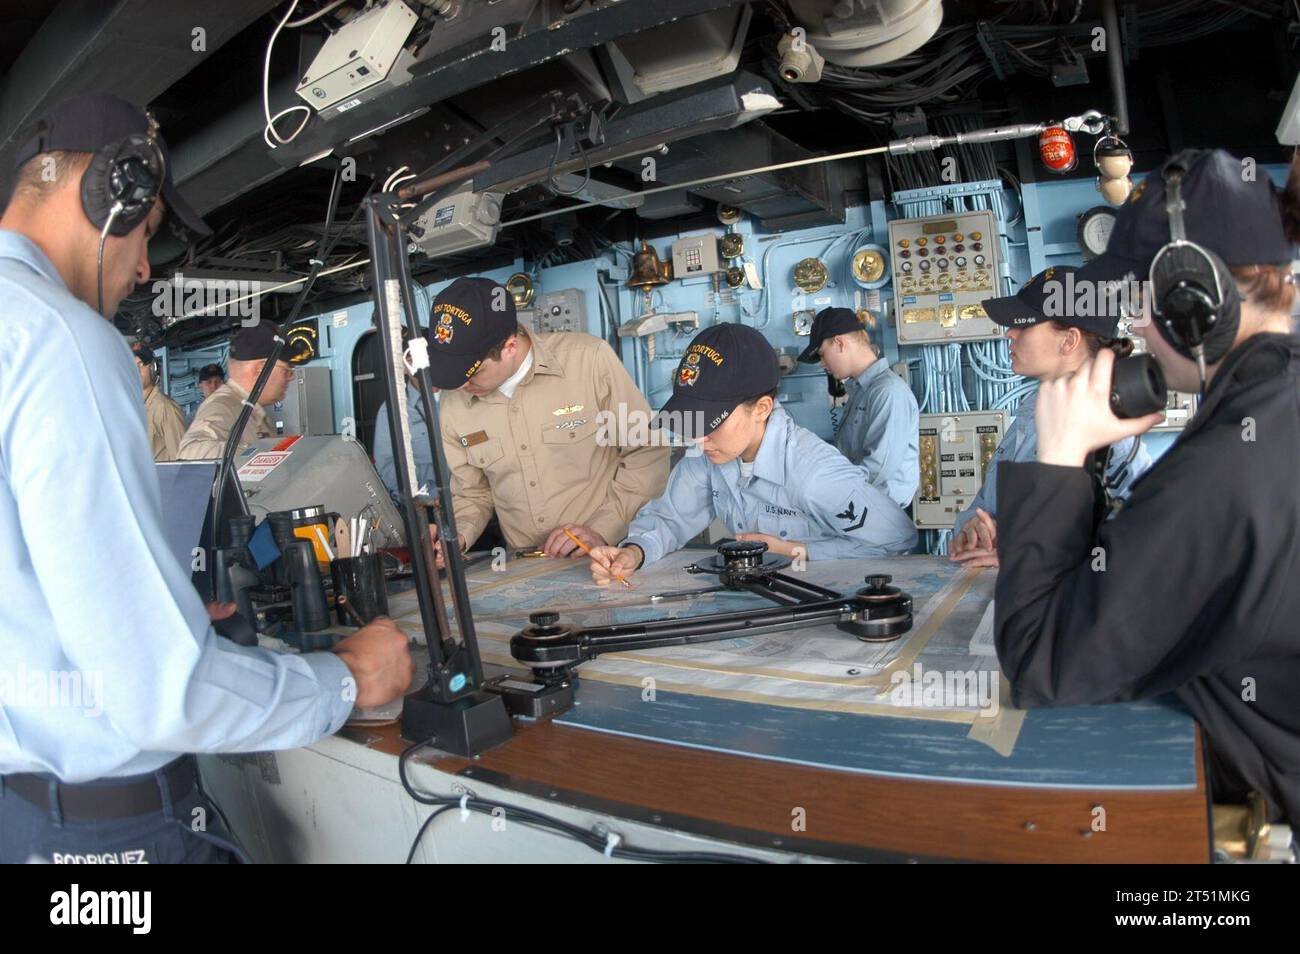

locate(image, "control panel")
[[888, 209, 1004, 345], [520, 288, 587, 334], [914, 410, 1007, 529]]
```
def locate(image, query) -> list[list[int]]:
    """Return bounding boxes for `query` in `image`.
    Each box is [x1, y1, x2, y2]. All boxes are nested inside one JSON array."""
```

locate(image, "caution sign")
[[237, 451, 292, 483]]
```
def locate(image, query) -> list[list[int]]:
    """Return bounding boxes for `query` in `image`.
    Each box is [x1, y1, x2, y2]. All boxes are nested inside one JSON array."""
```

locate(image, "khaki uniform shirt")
[[178, 380, 275, 460], [440, 331, 669, 549], [142, 386, 188, 462]]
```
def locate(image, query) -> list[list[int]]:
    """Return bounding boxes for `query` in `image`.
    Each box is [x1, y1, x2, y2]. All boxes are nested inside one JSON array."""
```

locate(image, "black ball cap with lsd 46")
[[796, 307, 869, 363], [982, 263, 1120, 336], [131, 342, 156, 365], [985, 268, 1166, 419], [11, 92, 211, 238], [658, 322, 780, 437], [424, 276, 519, 389]]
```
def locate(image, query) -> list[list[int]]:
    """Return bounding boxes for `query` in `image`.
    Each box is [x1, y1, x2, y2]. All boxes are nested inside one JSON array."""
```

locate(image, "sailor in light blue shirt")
[[586, 324, 916, 584], [836, 360, 921, 505], [0, 232, 362, 783], [0, 94, 412, 821], [797, 307, 919, 507], [950, 263, 1154, 566]]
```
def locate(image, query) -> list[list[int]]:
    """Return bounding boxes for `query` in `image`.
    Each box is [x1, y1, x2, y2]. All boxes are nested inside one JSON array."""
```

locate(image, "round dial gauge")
[[793, 310, 816, 336], [793, 257, 829, 293], [851, 245, 888, 287], [1078, 206, 1117, 260]]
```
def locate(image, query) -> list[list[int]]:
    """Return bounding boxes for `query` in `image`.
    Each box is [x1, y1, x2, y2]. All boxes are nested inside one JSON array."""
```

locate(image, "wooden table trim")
[[355, 717, 1210, 863]]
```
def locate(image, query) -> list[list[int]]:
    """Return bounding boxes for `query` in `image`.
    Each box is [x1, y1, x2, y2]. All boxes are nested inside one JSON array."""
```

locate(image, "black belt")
[[2, 757, 196, 821]]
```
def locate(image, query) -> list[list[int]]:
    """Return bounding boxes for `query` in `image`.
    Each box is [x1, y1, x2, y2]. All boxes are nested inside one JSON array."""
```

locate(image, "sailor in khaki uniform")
[[177, 321, 293, 460], [132, 343, 187, 461], [423, 277, 669, 561]]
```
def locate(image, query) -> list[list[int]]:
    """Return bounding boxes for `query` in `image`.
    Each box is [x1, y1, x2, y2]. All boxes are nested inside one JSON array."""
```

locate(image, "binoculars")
[[1110, 353, 1168, 420]]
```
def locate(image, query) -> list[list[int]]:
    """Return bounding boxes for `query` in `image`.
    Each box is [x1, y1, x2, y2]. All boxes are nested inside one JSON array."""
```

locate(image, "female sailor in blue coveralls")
[[588, 322, 917, 585]]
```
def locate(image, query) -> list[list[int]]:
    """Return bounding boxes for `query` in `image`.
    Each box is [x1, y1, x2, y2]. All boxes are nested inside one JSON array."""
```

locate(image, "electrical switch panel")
[[914, 410, 1008, 529]]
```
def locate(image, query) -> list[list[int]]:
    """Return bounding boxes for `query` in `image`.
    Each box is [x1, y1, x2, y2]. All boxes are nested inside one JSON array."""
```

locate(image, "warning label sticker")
[[237, 451, 292, 483]]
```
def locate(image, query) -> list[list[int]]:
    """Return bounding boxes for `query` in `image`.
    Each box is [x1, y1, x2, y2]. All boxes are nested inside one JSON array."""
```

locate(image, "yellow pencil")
[[563, 529, 632, 588]]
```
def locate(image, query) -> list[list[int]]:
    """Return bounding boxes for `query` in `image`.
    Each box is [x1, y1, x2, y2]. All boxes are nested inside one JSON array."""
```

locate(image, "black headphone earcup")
[[80, 135, 162, 236], [1201, 254, 1241, 365], [80, 145, 121, 232], [1152, 244, 1240, 365]]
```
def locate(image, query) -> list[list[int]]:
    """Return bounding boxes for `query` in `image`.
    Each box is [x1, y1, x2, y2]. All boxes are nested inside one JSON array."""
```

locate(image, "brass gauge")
[[719, 233, 745, 260], [851, 246, 887, 287], [725, 266, 746, 288], [717, 205, 742, 225], [286, 322, 318, 365], [793, 310, 816, 336], [505, 272, 535, 309], [793, 257, 828, 293]]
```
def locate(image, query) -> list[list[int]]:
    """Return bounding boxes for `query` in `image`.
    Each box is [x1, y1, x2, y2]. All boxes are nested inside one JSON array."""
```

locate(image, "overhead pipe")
[[1100, 0, 1130, 136]]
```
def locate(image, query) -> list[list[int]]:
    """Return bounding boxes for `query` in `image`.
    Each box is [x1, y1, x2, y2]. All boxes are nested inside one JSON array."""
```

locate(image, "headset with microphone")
[[132, 347, 160, 384], [75, 113, 166, 316], [1148, 154, 1242, 390]]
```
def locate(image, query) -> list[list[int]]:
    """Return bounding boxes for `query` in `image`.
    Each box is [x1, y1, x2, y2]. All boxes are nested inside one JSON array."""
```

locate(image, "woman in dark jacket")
[[994, 148, 1300, 828]]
